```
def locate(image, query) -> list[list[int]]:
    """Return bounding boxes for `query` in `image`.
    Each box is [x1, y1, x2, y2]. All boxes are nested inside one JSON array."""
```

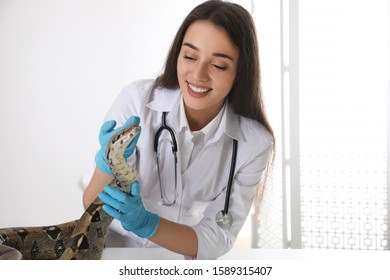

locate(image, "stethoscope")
[[154, 112, 178, 207], [153, 111, 238, 230]]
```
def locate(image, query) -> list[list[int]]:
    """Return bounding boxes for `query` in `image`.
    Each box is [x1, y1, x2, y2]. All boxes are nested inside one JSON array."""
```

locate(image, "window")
[[250, 0, 389, 250]]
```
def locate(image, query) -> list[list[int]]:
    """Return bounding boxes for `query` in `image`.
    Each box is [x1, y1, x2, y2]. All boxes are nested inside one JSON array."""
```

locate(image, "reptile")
[[0, 124, 140, 260]]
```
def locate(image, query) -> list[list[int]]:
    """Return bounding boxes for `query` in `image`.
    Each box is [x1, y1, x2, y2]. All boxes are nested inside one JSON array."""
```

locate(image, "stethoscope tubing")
[[154, 112, 178, 154], [223, 139, 238, 215]]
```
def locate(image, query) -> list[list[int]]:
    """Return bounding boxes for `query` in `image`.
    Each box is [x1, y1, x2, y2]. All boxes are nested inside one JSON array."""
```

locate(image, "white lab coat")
[[99, 79, 272, 259]]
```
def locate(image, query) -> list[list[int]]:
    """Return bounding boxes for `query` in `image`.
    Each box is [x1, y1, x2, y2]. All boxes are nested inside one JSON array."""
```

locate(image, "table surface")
[[101, 247, 390, 260]]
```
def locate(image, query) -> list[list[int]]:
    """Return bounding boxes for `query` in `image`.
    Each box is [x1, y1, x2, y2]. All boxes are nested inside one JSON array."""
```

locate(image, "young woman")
[[83, 0, 274, 260]]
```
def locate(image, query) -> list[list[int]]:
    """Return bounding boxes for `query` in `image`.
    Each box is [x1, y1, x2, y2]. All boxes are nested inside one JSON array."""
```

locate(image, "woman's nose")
[[193, 62, 209, 81]]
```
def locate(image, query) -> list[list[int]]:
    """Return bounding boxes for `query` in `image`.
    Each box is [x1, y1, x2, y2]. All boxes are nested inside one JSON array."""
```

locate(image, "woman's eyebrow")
[[182, 42, 235, 62]]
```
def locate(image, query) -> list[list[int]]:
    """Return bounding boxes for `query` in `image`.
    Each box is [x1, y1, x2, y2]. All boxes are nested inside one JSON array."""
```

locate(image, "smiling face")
[[177, 20, 239, 130]]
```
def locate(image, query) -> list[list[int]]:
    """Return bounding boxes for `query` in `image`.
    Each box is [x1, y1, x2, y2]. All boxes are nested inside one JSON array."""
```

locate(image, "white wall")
[[0, 0, 251, 229], [0, 0, 203, 227]]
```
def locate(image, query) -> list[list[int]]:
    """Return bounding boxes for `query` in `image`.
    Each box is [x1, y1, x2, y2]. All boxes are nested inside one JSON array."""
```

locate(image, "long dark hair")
[[157, 0, 275, 212]]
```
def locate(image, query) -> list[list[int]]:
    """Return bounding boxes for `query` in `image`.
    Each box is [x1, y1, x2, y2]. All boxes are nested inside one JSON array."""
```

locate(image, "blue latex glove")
[[98, 181, 160, 239], [95, 116, 141, 175]]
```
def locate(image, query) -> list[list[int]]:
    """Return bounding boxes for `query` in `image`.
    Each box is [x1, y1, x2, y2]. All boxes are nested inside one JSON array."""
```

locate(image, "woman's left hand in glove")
[[98, 181, 160, 239]]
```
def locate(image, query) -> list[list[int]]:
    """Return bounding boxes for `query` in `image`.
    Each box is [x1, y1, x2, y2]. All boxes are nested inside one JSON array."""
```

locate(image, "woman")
[[83, 0, 274, 260]]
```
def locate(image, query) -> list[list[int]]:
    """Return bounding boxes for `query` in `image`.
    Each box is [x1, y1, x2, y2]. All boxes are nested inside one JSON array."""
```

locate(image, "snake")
[[0, 124, 140, 260]]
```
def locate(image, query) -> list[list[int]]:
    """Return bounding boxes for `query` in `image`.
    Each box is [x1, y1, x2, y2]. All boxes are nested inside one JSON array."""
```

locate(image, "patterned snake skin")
[[0, 124, 140, 260]]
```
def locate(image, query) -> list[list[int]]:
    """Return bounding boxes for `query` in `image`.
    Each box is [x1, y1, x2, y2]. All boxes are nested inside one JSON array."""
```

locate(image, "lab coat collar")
[[220, 101, 246, 143], [179, 96, 226, 143], [146, 86, 181, 129], [146, 86, 181, 112], [146, 86, 246, 143]]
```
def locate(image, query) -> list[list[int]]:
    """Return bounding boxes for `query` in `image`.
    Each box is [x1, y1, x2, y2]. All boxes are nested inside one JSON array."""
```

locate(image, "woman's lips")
[[186, 81, 212, 98]]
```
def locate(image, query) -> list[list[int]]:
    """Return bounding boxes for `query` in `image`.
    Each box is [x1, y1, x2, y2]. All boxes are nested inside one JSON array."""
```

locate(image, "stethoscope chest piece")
[[216, 211, 233, 230]]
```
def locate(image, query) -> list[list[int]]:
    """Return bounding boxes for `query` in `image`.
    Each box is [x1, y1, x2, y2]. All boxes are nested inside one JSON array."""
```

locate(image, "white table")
[[102, 247, 390, 260]]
